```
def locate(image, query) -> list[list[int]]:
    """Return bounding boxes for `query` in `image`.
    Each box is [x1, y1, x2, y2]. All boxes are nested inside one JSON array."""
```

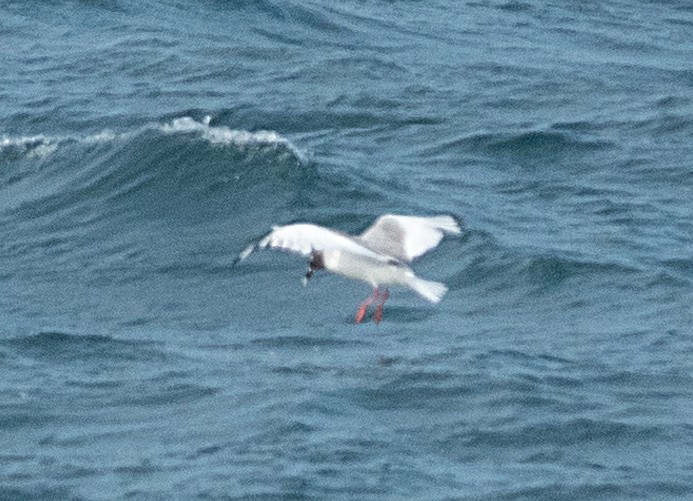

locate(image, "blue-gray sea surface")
[[2, 1, 692, 499]]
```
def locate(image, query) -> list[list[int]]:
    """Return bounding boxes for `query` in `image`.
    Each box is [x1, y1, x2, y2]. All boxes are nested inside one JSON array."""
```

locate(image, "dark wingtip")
[[452, 213, 465, 232], [232, 243, 257, 267]]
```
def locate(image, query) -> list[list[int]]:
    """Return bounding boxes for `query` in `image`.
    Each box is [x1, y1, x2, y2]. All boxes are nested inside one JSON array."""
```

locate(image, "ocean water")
[[2, 0, 692, 499]]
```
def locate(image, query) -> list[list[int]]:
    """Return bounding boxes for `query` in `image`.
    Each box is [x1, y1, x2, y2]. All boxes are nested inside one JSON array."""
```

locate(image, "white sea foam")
[[0, 134, 60, 159], [158, 116, 305, 161], [80, 131, 119, 144], [1, 117, 305, 162], [1, 131, 120, 159]]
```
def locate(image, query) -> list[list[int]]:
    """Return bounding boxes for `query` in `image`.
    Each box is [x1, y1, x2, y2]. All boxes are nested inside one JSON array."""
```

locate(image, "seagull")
[[234, 214, 462, 324]]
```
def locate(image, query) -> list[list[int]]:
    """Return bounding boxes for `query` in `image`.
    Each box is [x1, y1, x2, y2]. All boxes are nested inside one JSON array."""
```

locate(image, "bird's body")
[[235, 214, 461, 323], [322, 248, 405, 288]]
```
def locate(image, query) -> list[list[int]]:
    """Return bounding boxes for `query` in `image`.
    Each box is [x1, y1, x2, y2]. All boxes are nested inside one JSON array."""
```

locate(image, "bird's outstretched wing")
[[234, 223, 385, 264], [358, 214, 462, 262]]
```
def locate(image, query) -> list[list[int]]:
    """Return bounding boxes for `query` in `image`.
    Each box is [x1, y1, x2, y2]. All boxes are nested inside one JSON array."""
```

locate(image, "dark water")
[[2, 1, 693, 499]]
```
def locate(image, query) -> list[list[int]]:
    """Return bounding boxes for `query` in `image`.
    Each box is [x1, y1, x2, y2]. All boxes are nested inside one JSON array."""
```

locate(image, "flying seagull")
[[234, 214, 461, 324]]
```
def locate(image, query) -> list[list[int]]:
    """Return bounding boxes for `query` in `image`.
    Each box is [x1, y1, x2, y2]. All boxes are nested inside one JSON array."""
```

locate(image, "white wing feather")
[[359, 214, 461, 262], [237, 223, 385, 262]]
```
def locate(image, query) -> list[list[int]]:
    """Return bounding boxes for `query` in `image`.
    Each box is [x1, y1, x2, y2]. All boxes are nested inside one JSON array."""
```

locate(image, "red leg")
[[373, 288, 390, 324], [355, 288, 380, 324]]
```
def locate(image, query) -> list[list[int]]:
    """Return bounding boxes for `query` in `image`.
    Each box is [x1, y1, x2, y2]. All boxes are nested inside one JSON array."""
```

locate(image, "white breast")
[[322, 249, 412, 288]]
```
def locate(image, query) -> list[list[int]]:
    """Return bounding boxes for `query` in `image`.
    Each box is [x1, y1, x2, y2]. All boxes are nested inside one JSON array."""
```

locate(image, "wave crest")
[[1, 116, 304, 164], [158, 116, 306, 162]]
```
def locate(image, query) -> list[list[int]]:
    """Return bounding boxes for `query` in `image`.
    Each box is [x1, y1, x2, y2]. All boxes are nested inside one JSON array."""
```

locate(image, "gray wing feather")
[[359, 214, 461, 262]]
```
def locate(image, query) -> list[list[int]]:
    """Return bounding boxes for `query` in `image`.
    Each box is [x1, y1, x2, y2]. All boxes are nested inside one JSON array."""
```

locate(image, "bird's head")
[[302, 251, 325, 286]]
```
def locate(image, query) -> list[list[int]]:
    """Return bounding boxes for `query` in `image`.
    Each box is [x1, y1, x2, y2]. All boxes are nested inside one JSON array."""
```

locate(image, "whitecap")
[[0, 134, 60, 159], [1, 116, 305, 162], [158, 116, 306, 161], [1, 131, 121, 160]]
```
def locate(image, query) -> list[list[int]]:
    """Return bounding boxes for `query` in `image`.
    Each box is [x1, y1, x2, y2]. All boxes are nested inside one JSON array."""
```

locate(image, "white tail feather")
[[408, 276, 448, 303]]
